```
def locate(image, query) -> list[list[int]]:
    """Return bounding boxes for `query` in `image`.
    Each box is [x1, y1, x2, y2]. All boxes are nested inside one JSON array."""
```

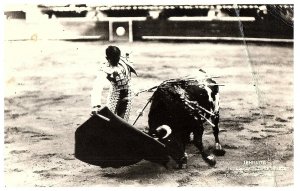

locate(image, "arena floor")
[[4, 40, 293, 186]]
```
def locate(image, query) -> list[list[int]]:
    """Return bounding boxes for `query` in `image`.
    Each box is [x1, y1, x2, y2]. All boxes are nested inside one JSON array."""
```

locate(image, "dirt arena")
[[4, 41, 293, 186]]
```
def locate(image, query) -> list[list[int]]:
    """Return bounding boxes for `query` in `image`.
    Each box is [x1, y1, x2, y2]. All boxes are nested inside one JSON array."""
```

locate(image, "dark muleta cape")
[[75, 107, 169, 168]]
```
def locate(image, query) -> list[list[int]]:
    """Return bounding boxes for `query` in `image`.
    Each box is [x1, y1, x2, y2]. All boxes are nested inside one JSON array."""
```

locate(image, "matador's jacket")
[[91, 59, 137, 121]]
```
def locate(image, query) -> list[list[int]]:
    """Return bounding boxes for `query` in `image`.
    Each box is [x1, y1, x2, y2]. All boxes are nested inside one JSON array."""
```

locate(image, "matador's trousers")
[[107, 85, 132, 121]]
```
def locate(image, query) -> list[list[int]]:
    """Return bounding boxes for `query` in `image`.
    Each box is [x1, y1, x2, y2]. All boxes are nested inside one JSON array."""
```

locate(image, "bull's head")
[[154, 125, 187, 167]]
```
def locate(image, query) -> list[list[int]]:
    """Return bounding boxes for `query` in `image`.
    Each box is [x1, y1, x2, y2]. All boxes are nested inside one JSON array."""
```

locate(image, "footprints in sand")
[[5, 94, 74, 119], [275, 117, 288, 123], [12, 168, 23, 172], [32, 153, 75, 161], [219, 106, 292, 144], [33, 169, 67, 179], [10, 150, 29, 154], [30, 153, 75, 180], [177, 176, 192, 187], [222, 144, 239, 150], [9, 113, 28, 119], [33, 153, 57, 159], [218, 103, 292, 142], [33, 95, 73, 110], [220, 118, 245, 131], [4, 126, 55, 144], [102, 173, 117, 178]]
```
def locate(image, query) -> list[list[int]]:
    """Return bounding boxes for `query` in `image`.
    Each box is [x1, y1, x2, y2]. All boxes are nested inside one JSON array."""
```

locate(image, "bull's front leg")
[[193, 125, 216, 167], [176, 152, 188, 169], [211, 113, 226, 156], [167, 135, 188, 169]]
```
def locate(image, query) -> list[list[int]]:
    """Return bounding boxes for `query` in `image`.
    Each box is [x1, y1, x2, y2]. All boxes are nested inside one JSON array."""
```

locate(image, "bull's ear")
[[156, 125, 172, 139]]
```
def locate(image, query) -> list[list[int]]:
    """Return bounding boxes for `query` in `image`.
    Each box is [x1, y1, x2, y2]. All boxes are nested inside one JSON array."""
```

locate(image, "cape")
[[75, 107, 169, 168]]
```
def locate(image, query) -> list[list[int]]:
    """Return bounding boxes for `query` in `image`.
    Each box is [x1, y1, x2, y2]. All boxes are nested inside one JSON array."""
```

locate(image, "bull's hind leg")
[[193, 126, 216, 166], [211, 113, 226, 156]]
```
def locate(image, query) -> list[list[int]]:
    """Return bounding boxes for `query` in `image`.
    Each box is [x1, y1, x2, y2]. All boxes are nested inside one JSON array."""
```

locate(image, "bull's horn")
[[156, 125, 172, 139]]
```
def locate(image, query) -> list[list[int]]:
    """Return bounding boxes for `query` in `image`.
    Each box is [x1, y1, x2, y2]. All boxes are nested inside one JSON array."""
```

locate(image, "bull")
[[147, 76, 226, 168]]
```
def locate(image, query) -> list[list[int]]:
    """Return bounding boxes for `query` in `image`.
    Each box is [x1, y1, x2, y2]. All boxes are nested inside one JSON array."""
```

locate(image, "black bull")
[[75, 78, 226, 169], [148, 78, 226, 168]]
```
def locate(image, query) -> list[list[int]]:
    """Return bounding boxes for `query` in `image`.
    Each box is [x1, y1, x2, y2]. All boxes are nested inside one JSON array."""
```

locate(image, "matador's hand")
[[91, 105, 102, 116]]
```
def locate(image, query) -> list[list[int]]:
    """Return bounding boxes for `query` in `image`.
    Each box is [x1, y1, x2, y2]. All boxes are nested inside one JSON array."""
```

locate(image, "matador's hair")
[[106, 46, 121, 66]]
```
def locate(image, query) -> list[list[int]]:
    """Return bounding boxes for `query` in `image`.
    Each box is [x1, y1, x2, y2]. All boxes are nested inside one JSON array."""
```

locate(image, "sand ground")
[[4, 41, 293, 187]]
